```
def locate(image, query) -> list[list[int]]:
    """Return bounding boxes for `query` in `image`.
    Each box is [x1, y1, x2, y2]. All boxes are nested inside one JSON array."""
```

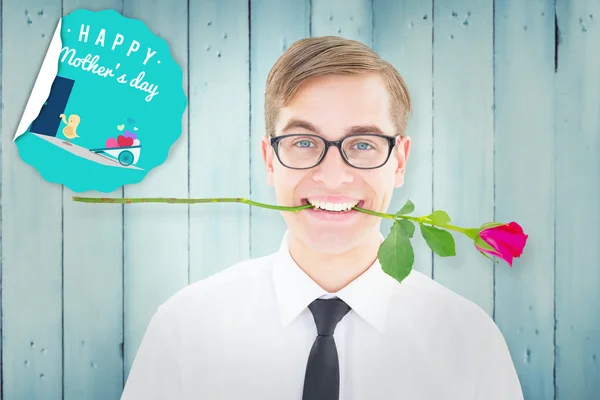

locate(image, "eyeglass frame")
[[269, 132, 399, 170]]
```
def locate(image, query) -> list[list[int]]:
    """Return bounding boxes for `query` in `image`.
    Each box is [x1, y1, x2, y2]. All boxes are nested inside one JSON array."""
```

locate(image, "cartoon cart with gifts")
[[88, 144, 142, 167]]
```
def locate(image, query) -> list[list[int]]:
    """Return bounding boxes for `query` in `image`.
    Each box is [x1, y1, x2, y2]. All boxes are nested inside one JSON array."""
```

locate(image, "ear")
[[261, 135, 274, 186], [394, 135, 411, 188]]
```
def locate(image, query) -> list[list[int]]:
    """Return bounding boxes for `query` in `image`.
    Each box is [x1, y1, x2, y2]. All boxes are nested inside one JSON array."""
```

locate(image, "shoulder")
[[386, 269, 508, 370], [155, 252, 277, 319], [396, 269, 497, 335]]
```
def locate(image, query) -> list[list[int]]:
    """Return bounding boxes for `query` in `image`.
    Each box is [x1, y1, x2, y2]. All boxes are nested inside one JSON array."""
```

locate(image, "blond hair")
[[264, 36, 412, 139]]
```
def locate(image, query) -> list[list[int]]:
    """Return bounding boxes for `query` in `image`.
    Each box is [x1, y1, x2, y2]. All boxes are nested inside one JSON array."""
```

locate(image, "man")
[[121, 36, 523, 399]]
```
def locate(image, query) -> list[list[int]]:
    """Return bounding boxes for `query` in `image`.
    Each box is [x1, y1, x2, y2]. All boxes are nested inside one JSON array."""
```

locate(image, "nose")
[[310, 144, 354, 187]]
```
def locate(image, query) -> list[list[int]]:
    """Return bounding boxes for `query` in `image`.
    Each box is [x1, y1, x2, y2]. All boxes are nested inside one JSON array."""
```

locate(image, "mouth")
[[301, 198, 365, 213]]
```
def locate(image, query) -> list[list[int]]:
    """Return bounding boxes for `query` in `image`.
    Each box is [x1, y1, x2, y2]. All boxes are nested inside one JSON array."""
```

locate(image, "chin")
[[302, 237, 353, 255], [296, 226, 366, 254]]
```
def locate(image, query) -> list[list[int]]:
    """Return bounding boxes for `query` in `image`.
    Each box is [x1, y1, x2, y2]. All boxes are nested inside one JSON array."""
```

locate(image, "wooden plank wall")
[[495, 1, 555, 398], [61, 1, 124, 398], [1, 0, 599, 399]]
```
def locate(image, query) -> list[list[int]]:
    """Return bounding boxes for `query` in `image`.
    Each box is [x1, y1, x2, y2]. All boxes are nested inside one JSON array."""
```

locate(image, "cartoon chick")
[[59, 113, 81, 144]]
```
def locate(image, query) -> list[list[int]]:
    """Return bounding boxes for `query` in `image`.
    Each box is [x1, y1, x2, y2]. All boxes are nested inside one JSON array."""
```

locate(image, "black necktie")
[[302, 297, 352, 400]]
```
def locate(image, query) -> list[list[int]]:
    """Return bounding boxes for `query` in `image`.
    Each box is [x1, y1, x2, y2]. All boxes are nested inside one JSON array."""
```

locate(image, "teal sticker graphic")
[[13, 9, 187, 193]]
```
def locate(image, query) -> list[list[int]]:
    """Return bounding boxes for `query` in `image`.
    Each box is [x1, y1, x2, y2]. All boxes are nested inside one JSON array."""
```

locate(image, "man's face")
[[261, 72, 411, 254]]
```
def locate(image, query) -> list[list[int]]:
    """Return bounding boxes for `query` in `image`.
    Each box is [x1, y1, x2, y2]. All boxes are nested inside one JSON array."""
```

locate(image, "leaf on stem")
[[378, 221, 414, 284], [396, 218, 415, 238], [394, 199, 415, 217], [419, 223, 456, 257], [427, 210, 451, 226]]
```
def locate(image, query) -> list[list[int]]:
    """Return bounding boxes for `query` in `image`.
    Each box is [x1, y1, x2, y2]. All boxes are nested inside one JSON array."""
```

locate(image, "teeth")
[[307, 199, 359, 212]]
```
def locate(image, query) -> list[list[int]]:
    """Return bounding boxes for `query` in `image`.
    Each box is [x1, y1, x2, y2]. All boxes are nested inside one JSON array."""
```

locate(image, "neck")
[[287, 229, 382, 293]]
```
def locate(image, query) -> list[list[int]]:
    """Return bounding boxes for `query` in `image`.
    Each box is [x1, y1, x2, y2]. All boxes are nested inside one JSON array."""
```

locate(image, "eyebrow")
[[280, 118, 388, 137]]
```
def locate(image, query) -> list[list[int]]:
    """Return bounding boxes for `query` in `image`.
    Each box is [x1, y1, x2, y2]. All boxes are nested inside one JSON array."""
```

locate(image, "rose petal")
[[475, 243, 502, 258], [477, 222, 529, 267]]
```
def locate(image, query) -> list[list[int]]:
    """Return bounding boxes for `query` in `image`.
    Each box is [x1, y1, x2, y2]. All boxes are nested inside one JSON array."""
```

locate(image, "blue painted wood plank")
[[431, 0, 494, 316], [122, 0, 189, 383], [1, 1, 64, 398], [0, 1, 3, 393], [555, 1, 600, 398], [372, 0, 434, 278], [311, 0, 371, 42], [61, 1, 125, 398], [188, 0, 250, 281], [249, 0, 309, 259], [494, 1, 555, 399]]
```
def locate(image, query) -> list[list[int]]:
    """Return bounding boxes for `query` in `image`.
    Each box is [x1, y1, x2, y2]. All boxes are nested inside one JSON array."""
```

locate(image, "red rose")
[[475, 222, 528, 267]]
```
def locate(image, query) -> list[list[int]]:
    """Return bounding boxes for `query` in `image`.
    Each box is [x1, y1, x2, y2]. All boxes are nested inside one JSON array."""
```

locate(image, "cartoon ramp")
[[32, 133, 143, 170]]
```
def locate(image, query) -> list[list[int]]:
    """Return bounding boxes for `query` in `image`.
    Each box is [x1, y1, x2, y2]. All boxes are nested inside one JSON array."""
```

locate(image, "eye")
[[354, 142, 372, 150], [291, 138, 317, 148], [348, 140, 376, 151]]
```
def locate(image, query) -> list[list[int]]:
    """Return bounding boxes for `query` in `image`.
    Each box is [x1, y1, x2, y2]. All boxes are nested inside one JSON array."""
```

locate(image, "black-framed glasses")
[[270, 133, 398, 170]]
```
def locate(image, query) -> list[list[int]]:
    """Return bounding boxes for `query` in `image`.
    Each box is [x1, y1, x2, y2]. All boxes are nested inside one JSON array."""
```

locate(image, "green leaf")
[[397, 218, 415, 238], [427, 210, 451, 226], [419, 224, 456, 257], [378, 221, 414, 284], [394, 199, 415, 217]]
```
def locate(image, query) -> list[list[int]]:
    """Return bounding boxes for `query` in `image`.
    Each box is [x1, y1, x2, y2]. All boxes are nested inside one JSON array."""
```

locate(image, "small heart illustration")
[[117, 135, 134, 147], [106, 138, 118, 148], [123, 130, 137, 140], [117, 124, 125, 131]]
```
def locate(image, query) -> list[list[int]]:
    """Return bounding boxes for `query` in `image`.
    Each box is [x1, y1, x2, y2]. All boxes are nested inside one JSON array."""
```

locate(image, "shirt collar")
[[272, 229, 399, 332]]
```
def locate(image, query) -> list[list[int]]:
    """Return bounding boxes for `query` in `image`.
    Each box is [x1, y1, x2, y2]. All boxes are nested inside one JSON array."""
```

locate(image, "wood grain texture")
[[0, 1, 599, 398], [0, 0, 3, 392], [432, 0, 495, 316], [311, 0, 371, 42], [494, 1, 556, 398], [121, 0, 189, 382], [188, 0, 250, 282], [249, 0, 309, 258], [372, 0, 434, 278], [2, 1, 64, 398], [61, 2, 125, 399], [555, 1, 600, 398]]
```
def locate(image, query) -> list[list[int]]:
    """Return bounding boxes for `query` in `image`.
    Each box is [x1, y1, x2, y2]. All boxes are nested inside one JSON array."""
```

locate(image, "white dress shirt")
[[121, 229, 523, 400]]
